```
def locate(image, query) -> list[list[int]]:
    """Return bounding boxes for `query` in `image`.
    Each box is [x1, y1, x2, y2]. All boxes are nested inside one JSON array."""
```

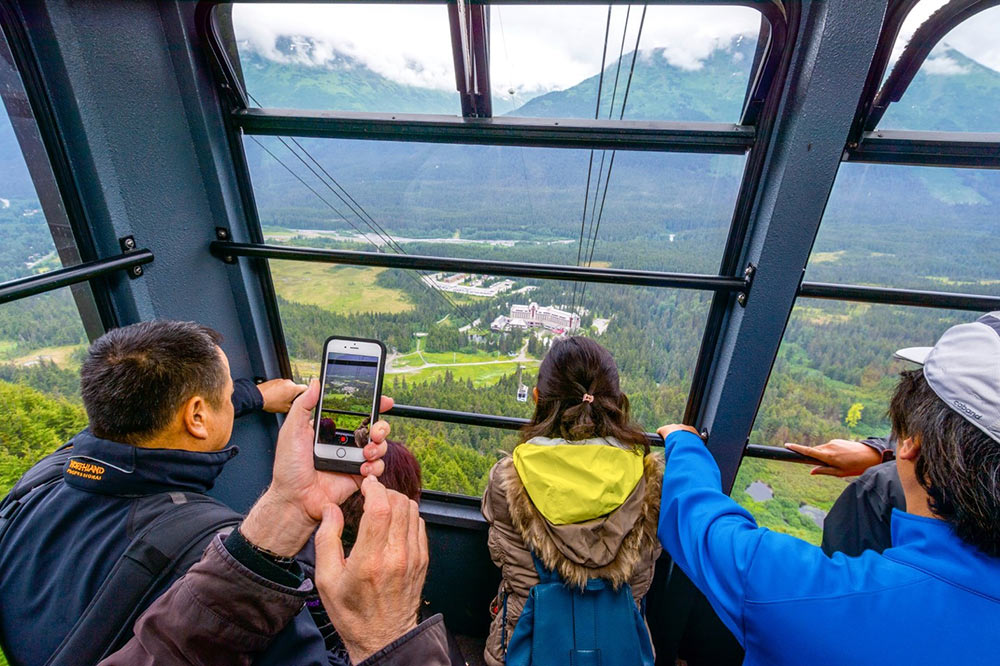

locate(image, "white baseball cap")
[[893, 312, 1000, 444]]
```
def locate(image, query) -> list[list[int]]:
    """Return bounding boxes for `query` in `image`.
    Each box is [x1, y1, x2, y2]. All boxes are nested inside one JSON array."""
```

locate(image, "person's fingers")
[[359, 459, 385, 478], [416, 516, 428, 576], [292, 382, 308, 398], [355, 476, 391, 549], [364, 438, 388, 461], [657, 424, 701, 439], [386, 491, 411, 550], [369, 420, 391, 444], [786, 442, 831, 463], [811, 465, 846, 477], [287, 380, 320, 428], [314, 504, 347, 587], [406, 499, 420, 570], [378, 396, 395, 413]]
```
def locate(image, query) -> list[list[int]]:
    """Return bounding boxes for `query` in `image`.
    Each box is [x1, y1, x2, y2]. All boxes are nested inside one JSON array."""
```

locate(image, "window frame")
[[0, 3, 143, 335], [843, 0, 1000, 169], [200, 0, 815, 501], [203, 0, 1000, 501]]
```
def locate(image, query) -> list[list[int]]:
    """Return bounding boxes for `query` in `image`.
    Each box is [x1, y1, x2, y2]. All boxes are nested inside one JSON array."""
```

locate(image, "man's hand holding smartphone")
[[240, 380, 394, 558]]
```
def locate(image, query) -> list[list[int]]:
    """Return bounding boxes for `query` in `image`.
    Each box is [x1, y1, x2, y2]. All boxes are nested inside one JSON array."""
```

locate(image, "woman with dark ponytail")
[[481, 336, 663, 665]]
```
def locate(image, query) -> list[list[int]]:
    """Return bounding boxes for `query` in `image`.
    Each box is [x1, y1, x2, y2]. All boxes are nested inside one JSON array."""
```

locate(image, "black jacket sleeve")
[[821, 461, 906, 557], [859, 435, 896, 461], [232, 378, 265, 418]]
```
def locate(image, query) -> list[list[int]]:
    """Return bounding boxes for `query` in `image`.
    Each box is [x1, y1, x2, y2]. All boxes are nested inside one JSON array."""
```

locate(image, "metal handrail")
[[799, 280, 1000, 312], [210, 241, 749, 293], [387, 403, 818, 465], [233, 109, 756, 155], [0, 250, 154, 305]]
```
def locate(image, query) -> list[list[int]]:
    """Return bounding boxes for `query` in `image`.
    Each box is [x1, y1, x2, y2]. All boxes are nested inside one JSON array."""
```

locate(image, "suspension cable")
[[246, 93, 460, 312], [571, 4, 614, 315], [578, 4, 647, 312], [275, 137, 463, 312], [250, 136, 461, 314]]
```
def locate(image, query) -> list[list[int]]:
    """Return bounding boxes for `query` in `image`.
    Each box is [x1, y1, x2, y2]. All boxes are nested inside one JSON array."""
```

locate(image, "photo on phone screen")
[[314, 337, 385, 472], [318, 351, 379, 444]]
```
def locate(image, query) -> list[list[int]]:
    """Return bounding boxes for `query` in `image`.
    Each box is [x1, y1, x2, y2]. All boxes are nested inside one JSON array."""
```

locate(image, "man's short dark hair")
[[890, 368, 1000, 557], [80, 320, 227, 445]]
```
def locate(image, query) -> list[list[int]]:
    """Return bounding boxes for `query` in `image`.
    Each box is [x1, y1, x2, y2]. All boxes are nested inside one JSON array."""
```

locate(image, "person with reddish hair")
[[306, 438, 434, 666], [339, 440, 422, 549]]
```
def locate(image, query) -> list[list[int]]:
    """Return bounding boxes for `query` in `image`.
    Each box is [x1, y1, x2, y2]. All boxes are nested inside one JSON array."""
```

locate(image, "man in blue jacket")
[[0, 320, 389, 666], [657, 312, 1000, 665]]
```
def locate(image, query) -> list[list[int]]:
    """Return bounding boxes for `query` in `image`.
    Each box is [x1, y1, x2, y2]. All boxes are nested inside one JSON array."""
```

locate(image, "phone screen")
[[317, 351, 380, 446]]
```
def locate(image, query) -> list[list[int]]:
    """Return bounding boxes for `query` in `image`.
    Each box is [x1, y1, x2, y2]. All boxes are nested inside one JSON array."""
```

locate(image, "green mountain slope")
[[239, 43, 459, 115], [509, 38, 757, 122], [880, 48, 1000, 132]]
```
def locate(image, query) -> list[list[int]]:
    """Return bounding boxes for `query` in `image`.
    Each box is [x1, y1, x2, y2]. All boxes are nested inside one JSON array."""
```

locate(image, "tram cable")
[[272, 136, 463, 313], [249, 136, 462, 314], [268, 136, 462, 313], [571, 4, 614, 315], [245, 93, 462, 313], [576, 5, 632, 274], [578, 4, 647, 312]]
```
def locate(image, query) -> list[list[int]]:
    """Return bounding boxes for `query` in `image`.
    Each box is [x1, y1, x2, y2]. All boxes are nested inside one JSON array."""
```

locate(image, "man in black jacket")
[[784, 346, 936, 556], [0, 320, 387, 665]]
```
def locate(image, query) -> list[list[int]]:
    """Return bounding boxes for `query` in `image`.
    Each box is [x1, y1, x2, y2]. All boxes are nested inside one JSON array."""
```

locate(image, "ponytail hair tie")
[[582, 393, 594, 403]]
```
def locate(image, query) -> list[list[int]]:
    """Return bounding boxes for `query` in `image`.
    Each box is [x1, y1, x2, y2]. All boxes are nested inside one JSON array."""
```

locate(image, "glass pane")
[[880, 4, 1000, 132], [804, 163, 1000, 292], [739, 300, 973, 544], [270, 260, 710, 496], [1, 31, 78, 281], [490, 4, 761, 120], [245, 135, 745, 275], [226, 3, 460, 114], [0, 26, 97, 497], [0, 288, 89, 494]]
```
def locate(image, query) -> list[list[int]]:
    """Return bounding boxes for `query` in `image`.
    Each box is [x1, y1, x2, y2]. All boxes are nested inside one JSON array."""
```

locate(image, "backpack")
[[0, 445, 242, 665], [505, 554, 655, 666]]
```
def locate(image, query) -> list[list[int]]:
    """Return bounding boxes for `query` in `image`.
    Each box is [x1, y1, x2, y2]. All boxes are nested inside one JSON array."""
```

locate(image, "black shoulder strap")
[[44, 496, 242, 666], [0, 445, 73, 543]]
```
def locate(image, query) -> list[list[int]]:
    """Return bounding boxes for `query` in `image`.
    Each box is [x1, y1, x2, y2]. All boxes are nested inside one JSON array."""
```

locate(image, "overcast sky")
[[232, 2, 1000, 97]]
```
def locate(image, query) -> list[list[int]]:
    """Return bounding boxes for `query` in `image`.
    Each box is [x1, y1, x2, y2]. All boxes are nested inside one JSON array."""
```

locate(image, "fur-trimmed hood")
[[499, 438, 663, 590]]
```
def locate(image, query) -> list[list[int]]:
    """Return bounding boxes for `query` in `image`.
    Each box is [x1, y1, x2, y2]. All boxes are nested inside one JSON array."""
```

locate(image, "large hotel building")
[[491, 302, 581, 334]]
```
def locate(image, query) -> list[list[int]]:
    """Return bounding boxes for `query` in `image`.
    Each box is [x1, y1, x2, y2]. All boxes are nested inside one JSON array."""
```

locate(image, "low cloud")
[[891, 2, 999, 73], [233, 4, 760, 97], [922, 54, 970, 75], [232, 2, 998, 99]]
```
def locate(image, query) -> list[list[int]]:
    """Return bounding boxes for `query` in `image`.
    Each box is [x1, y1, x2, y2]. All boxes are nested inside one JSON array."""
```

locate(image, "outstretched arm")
[[784, 438, 888, 477], [656, 427, 764, 644], [232, 378, 308, 418]]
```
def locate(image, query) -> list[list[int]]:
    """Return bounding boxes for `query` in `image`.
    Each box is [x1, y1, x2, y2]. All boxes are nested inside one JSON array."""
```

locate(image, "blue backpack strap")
[[530, 552, 560, 584]]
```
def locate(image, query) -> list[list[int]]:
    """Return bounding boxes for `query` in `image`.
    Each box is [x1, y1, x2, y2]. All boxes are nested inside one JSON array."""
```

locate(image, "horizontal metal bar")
[[387, 404, 817, 465], [744, 444, 817, 464], [212, 241, 747, 292], [234, 109, 755, 154], [0, 250, 154, 305], [847, 130, 1000, 169], [799, 281, 1000, 312], [419, 493, 488, 530], [389, 404, 526, 430]]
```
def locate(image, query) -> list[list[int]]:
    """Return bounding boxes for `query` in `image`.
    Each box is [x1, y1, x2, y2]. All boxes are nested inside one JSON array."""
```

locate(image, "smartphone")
[[313, 336, 387, 474]]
